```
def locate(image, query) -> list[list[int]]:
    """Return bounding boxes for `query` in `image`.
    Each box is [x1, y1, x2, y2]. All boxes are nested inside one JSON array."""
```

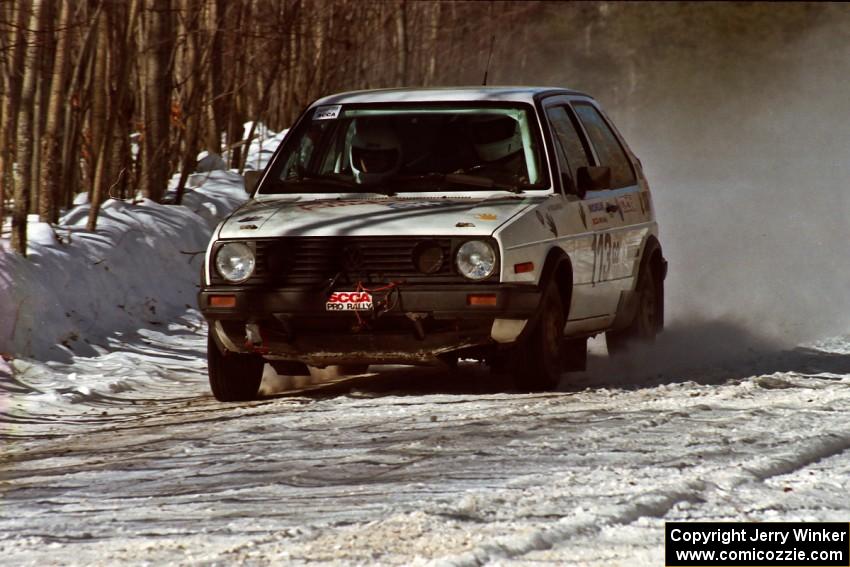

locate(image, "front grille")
[[216, 237, 495, 286]]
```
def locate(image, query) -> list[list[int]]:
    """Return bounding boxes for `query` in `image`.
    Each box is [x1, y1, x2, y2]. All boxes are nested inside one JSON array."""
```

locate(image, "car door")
[[570, 99, 650, 315], [541, 98, 613, 328]]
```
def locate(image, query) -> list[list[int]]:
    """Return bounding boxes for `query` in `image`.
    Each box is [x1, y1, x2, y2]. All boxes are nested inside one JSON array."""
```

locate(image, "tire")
[[207, 333, 264, 401], [606, 266, 661, 355], [510, 282, 564, 392]]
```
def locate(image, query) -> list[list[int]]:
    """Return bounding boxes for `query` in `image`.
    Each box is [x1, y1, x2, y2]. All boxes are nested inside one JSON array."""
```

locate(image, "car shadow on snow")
[[261, 362, 515, 399], [262, 318, 850, 400]]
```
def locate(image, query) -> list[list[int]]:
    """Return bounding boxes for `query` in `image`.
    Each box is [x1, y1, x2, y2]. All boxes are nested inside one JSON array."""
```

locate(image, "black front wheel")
[[207, 333, 264, 401], [510, 282, 565, 392]]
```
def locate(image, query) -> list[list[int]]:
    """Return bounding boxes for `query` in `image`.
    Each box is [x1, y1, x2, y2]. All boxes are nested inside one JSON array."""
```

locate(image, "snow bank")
[[0, 127, 286, 361]]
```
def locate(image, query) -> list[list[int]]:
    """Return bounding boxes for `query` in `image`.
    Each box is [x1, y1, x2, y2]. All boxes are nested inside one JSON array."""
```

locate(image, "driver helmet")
[[469, 115, 523, 162], [349, 119, 402, 185]]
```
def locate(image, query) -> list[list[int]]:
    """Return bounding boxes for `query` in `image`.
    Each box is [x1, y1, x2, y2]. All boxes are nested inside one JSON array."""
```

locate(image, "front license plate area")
[[325, 291, 373, 311]]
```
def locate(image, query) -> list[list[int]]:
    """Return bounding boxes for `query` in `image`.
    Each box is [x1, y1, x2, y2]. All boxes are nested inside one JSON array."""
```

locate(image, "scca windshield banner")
[[665, 522, 849, 567]]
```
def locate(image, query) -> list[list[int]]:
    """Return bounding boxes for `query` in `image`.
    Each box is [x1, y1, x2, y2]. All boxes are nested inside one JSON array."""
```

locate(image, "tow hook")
[[405, 312, 427, 340], [245, 323, 263, 347]]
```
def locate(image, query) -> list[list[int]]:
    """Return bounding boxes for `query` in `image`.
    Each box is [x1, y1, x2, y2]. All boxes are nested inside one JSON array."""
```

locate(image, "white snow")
[[2, 332, 850, 565], [0, 128, 286, 361]]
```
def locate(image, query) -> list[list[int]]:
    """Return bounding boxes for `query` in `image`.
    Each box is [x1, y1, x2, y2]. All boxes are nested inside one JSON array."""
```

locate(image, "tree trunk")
[[12, 1, 45, 256], [224, 1, 246, 169], [29, 0, 55, 217], [173, 0, 203, 206], [40, 0, 72, 223], [204, 0, 224, 154], [61, 2, 101, 210], [139, 0, 172, 203], [425, 3, 440, 86], [0, 2, 31, 239], [88, 0, 140, 231], [86, 3, 109, 231]]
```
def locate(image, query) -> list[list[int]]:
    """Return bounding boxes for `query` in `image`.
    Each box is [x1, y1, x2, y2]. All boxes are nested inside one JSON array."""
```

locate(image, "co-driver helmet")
[[469, 115, 523, 162]]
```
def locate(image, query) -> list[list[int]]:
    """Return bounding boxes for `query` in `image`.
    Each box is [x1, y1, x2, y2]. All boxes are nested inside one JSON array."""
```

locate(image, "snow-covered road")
[[3, 321, 850, 566]]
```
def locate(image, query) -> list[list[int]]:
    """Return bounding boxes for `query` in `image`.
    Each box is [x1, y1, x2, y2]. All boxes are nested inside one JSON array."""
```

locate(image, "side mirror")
[[243, 170, 262, 195], [576, 166, 612, 193]]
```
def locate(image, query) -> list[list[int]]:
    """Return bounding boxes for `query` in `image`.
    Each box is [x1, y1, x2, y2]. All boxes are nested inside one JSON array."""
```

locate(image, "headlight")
[[455, 240, 496, 280], [215, 242, 255, 283]]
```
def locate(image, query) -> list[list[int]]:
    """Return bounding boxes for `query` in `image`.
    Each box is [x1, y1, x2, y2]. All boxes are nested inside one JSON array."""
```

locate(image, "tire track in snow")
[[430, 479, 707, 567], [433, 398, 850, 565]]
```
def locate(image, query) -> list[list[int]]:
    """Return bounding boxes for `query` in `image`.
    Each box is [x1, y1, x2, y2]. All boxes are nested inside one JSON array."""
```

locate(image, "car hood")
[[218, 194, 542, 238]]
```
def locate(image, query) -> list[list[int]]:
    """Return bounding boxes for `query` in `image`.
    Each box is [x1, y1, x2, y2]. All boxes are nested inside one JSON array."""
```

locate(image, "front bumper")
[[199, 284, 540, 365]]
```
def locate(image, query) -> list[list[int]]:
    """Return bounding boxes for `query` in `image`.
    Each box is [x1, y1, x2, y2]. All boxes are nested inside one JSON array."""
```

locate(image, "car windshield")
[[260, 104, 549, 195]]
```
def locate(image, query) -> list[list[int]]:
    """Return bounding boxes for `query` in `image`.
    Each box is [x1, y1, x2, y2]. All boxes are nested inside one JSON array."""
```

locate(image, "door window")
[[545, 106, 591, 188], [573, 103, 636, 189]]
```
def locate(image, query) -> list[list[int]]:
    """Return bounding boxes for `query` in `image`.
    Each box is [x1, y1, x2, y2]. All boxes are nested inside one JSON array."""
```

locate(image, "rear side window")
[[545, 106, 591, 185], [573, 103, 636, 189]]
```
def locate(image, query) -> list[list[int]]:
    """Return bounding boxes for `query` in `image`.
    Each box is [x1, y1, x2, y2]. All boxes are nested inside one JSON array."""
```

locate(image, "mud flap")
[[610, 290, 639, 332]]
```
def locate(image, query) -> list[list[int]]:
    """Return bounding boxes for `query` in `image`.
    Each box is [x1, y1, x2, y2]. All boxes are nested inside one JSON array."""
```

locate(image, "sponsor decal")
[[640, 191, 652, 214], [534, 209, 557, 236], [313, 105, 342, 120], [239, 224, 258, 230], [544, 212, 558, 237], [592, 216, 608, 226], [474, 213, 498, 221], [591, 232, 624, 285], [587, 202, 605, 213], [326, 291, 373, 311], [617, 194, 637, 214]]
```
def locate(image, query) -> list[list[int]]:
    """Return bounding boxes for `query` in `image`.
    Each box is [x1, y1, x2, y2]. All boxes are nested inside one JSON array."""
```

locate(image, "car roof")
[[312, 86, 590, 106]]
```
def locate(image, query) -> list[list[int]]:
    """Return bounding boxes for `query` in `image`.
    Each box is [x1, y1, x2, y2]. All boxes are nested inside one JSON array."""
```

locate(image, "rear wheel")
[[510, 282, 564, 392], [606, 266, 661, 355], [207, 334, 264, 401]]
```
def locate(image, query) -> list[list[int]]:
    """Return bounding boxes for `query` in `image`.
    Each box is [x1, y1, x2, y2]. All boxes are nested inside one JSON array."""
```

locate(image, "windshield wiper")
[[392, 172, 523, 193], [270, 173, 355, 193], [443, 173, 525, 194], [288, 173, 354, 188], [273, 174, 402, 196]]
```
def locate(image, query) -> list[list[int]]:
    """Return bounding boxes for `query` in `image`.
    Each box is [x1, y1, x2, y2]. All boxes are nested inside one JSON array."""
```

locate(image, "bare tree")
[[87, 0, 141, 231], [0, 2, 31, 239], [39, 0, 72, 223], [11, 0, 796, 256], [11, 1, 46, 255], [139, 0, 172, 203]]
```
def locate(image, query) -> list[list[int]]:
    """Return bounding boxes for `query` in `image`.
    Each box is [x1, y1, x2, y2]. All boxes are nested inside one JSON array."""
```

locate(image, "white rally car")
[[199, 87, 666, 401]]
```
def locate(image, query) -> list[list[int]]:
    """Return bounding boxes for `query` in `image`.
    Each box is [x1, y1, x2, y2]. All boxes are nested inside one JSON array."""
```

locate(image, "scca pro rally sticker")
[[313, 105, 341, 120], [326, 291, 373, 311]]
